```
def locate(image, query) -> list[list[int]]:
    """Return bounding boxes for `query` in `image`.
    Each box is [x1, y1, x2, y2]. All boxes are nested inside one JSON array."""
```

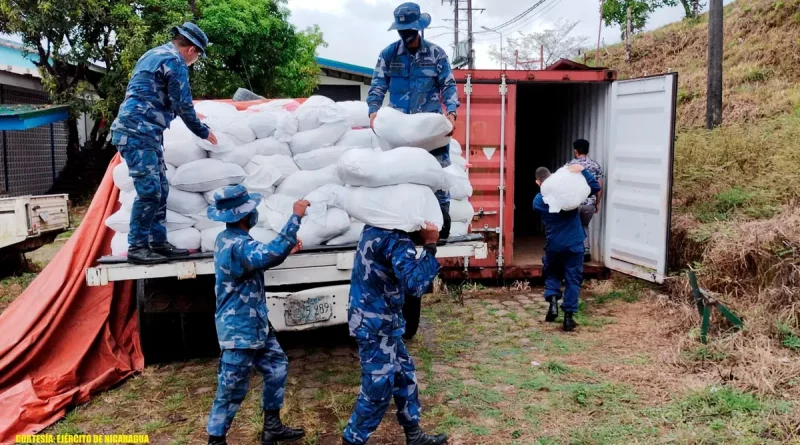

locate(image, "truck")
[[0, 194, 70, 268]]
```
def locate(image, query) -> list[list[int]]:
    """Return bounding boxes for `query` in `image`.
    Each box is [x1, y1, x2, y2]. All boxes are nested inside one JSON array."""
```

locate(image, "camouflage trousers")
[[206, 330, 288, 437], [117, 139, 168, 249], [343, 335, 421, 444]]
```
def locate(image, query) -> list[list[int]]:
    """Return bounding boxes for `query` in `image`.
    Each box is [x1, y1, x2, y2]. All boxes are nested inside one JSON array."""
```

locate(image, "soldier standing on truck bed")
[[342, 222, 447, 445], [110, 22, 218, 265], [367, 2, 460, 240], [204, 185, 309, 445]]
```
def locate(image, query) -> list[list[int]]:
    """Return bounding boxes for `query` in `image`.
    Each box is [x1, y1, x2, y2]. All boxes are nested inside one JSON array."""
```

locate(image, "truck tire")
[[402, 296, 422, 340]]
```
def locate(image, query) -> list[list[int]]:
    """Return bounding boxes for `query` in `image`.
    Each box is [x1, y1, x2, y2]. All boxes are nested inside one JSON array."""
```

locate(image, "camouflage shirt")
[[213, 216, 300, 349], [348, 226, 440, 339], [111, 42, 209, 148], [367, 40, 460, 116], [568, 156, 604, 206]]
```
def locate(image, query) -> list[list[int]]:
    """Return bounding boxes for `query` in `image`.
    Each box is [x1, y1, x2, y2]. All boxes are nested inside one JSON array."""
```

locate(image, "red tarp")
[[0, 154, 142, 443]]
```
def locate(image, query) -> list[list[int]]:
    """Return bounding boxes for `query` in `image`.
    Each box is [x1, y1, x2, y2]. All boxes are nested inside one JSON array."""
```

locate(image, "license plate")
[[284, 296, 333, 327]]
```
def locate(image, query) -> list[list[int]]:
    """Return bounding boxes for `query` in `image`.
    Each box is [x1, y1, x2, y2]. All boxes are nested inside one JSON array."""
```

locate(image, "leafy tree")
[[602, 0, 677, 39], [487, 19, 589, 69]]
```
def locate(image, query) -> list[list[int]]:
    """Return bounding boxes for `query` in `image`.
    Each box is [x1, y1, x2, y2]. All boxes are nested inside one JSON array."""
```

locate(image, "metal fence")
[[0, 84, 69, 197]]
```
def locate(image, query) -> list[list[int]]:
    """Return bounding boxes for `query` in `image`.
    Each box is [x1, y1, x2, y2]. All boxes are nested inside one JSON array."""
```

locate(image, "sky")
[[287, 0, 718, 69]]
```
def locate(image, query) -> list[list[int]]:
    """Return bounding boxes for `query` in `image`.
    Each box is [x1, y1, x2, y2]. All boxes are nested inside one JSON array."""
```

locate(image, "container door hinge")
[[472, 224, 500, 234], [474, 208, 498, 218]]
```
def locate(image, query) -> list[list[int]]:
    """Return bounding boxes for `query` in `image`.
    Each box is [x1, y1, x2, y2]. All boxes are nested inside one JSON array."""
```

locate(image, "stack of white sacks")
[[107, 96, 474, 256]]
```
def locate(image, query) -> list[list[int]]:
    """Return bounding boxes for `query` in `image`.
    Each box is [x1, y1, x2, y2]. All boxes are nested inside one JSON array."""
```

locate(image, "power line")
[[482, 0, 550, 32], [490, 0, 566, 36]]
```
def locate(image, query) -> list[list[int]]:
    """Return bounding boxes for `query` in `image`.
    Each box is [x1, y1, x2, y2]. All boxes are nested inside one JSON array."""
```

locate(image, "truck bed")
[[86, 235, 487, 287]]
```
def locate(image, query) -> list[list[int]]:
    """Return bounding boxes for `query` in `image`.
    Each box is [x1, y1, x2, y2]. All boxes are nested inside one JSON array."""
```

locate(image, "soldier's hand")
[[293, 200, 310, 217], [568, 164, 584, 173], [206, 131, 219, 145], [446, 113, 457, 136], [291, 239, 303, 254], [420, 222, 440, 246], [369, 113, 377, 129]]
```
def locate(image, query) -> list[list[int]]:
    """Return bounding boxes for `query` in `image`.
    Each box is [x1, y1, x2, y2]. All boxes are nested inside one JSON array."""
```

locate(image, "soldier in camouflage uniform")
[[342, 223, 447, 445], [205, 185, 309, 445], [367, 2, 461, 239], [111, 22, 218, 265]]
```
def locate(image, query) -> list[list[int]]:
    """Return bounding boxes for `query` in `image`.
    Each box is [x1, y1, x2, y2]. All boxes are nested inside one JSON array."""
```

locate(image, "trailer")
[[0, 194, 70, 252]]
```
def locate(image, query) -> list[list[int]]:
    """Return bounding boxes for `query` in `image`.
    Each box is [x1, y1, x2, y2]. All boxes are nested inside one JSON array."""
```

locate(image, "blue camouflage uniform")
[[533, 170, 602, 313], [343, 226, 440, 445], [367, 39, 460, 209], [111, 42, 209, 249], [205, 189, 301, 437]]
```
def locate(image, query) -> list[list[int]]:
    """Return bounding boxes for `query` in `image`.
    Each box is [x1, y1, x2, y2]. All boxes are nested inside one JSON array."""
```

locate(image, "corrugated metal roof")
[[316, 57, 374, 77], [0, 104, 69, 130]]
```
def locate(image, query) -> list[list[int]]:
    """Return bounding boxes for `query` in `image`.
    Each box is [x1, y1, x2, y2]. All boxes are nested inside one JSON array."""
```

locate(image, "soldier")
[[367, 2, 460, 239], [342, 223, 447, 445], [205, 185, 308, 445], [111, 22, 218, 265]]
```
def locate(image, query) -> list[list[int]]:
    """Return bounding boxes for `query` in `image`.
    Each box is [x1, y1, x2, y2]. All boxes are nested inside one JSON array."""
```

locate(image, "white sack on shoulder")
[[168, 228, 201, 251], [262, 194, 299, 232], [540, 167, 591, 213], [335, 129, 374, 148], [322, 183, 443, 232], [171, 159, 246, 192], [294, 146, 365, 171], [105, 208, 194, 233], [112, 162, 134, 192], [276, 165, 343, 200], [295, 95, 345, 132], [244, 155, 298, 185], [164, 141, 207, 167], [209, 141, 257, 167], [326, 222, 365, 246], [167, 187, 208, 215], [289, 122, 350, 155], [250, 227, 280, 244], [373, 107, 453, 151], [336, 101, 370, 128], [201, 226, 226, 252], [444, 164, 473, 200], [337, 146, 446, 190], [449, 199, 475, 223], [297, 207, 350, 247], [111, 232, 129, 256]]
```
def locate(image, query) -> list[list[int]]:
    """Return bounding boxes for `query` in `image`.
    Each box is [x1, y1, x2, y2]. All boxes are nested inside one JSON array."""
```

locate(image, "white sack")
[[191, 210, 225, 231], [449, 139, 463, 157], [119, 190, 137, 211], [163, 117, 195, 153], [194, 101, 238, 125], [166, 163, 176, 183], [164, 142, 207, 167], [450, 199, 475, 223], [244, 155, 298, 185], [203, 187, 226, 205], [197, 132, 234, 154], [221, 122, 257, 146], [111, 232, 129, 256], [444, 164, 473, 200], [337, 146, 446, 190], [247, 110, 290, 139], [237, 138, 291, 157], [295, 95, 345, 132], [322, 183, 444, 232], [171, 159, 247, 192], [168, 228, 201, 251], [167, 187, 208, 215], [250, 227, 279, 244], [373, 107, 453, 151], [247, 99, 300, 112], [336, 101, 371, 128], [289, 122, 350, 155], [242, 166, 278, 196], [326, 222, 365, 246], [113, 162, 134, 192], [335, 129, 375, 148], [451, 221, 469, 237], [209, 141, 257, 167], [294, 146, 365, 171], [540, 167, 591, 213], [451, 155, 466, 170], [201, 226, 226, 252], [297, 207, 350, 247], [105, 208, 194, 233], [276, 165, 343, 200], [261, 194, 299, 232]]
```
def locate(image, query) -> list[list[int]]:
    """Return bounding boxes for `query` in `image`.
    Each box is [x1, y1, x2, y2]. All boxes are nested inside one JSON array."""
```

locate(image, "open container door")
[[603, 73, 677, 283]]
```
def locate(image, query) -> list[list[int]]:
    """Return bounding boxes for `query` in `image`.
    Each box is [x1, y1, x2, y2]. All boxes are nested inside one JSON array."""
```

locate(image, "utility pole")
[[595, 0, 605, 64], [467, 0, 474, 69], [625, 6, 632, 63], [706, 0, 723, 128]]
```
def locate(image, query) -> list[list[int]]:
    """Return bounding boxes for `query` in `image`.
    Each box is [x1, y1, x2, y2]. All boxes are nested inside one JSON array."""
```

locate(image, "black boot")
[[207, 436, 227, 445], [150, 242, 190, 258], [563, 312, 577, 332], [261, 409, 305, 444], [404, 425, 448, 445], [545, 296, 559, 322], [127, 247, 167, 265]]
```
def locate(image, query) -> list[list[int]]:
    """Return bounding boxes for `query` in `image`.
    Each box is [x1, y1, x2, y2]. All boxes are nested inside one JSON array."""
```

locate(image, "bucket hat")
[[172, 22, 209, 57], [207, 185, 262, 223], [388, 3, 432, 31]]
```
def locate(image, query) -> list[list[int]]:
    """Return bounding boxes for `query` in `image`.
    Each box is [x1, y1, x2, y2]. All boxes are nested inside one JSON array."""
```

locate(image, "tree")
[[602, 0, 677, 39], [678, 0, 703, 19], [192, 0, 326, 99], [487, 19, 589, 69]]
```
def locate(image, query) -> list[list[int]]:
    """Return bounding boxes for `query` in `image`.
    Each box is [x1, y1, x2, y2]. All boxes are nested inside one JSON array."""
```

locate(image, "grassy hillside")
[[588, 0, 800, 396]]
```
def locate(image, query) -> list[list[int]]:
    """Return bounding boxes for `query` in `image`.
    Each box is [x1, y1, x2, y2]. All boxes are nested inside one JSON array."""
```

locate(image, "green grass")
[[0, 272, 38, 314], [777, 323, 800, 351], [680, 345, 730, 363], [543, 361, 571, 375]]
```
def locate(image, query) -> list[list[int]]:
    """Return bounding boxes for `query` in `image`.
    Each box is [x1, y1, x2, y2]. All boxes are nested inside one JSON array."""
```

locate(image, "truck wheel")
[[402, 296, 422, 340]]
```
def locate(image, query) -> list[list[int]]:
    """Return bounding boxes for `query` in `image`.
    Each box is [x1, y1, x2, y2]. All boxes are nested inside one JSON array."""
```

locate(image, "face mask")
[[398, 29, 419, 47], [247, 210, 259, 229]]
